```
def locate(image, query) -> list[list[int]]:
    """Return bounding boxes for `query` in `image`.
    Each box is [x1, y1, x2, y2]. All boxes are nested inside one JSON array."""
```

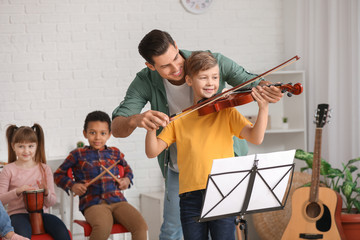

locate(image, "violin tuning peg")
[[287, 82, 293, 85], [287, 92, 292, 97]]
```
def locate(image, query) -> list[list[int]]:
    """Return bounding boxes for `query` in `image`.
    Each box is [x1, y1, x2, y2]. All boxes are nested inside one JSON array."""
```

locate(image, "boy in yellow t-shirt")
[[145, 51, 269, 240]]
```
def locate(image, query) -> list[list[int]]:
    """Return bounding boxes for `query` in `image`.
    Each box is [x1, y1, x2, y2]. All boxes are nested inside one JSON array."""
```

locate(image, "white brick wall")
[[0, 0, 284, 211]]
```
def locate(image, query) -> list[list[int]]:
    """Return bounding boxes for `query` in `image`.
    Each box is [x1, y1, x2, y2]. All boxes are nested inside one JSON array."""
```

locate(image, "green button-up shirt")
[[112, 49, 262, 177]]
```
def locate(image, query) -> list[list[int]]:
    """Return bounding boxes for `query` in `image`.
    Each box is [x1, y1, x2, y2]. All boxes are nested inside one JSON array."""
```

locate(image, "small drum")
[[23, 189, 45, 235]]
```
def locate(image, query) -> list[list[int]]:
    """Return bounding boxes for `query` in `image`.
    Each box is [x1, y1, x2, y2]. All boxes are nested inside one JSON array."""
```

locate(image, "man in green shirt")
[[112, 29, 283, 240]]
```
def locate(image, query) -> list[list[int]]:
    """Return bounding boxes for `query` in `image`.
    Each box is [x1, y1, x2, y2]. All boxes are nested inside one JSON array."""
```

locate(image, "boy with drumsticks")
[[54, 111, 147, 240], [145, 51, 269, 240]]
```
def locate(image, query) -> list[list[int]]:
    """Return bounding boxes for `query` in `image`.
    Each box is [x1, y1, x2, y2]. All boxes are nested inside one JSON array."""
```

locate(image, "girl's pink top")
[[0, 162, 57, 216]]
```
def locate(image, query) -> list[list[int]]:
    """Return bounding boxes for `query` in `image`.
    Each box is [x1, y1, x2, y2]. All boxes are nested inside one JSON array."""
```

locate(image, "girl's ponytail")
[[32, 124, 48, 189], [32, 123, 46, 164], [6, 125, 19, 163]]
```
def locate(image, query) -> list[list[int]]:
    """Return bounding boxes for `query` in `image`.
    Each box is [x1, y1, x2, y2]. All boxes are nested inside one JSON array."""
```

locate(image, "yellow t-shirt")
[[158, 107, 251, 194]]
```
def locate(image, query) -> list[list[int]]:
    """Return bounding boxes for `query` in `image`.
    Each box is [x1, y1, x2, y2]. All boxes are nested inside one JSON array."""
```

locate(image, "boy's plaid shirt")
[[54, 145, 133, 212]]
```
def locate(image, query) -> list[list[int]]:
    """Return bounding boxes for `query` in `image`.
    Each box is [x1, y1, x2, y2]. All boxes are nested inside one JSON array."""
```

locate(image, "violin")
[[197, 83, 303, 116], [170, 55, 301, 122]]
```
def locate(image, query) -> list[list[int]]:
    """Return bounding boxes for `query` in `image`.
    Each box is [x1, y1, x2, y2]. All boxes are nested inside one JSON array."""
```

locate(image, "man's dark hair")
[[84, 110, 111, 132], [138, 29, 176, 65]]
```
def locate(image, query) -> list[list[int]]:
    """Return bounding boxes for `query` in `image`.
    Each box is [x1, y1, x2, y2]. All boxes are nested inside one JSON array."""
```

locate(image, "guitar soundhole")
[[306, 202, 321, 218]]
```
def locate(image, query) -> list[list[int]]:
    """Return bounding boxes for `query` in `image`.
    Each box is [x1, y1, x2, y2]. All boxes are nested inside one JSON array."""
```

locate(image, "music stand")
[[198, 149, 296, 240]]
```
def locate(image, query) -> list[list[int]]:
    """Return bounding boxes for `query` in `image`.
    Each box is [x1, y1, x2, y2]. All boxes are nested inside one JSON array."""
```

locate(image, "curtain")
[[295, 0, 360, 167]]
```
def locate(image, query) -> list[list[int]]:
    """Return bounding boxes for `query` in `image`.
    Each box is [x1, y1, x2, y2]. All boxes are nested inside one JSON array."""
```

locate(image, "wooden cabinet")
[[140, 192, 164, 240]]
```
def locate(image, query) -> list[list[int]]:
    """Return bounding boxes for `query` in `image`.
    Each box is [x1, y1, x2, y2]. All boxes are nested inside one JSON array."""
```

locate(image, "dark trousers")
[[10, 212, 71, 240], [180, 190, 235, 240]]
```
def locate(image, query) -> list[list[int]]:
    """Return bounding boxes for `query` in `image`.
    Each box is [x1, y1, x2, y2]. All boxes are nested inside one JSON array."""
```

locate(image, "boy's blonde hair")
[[185, 51, 218, 77]]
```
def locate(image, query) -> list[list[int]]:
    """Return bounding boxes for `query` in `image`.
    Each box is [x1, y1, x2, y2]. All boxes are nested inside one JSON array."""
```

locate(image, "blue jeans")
[[159, 168, 183, 240], [0, 201, 14, 237], [10, 212, 71, 240], [179, 190, 235, 240]]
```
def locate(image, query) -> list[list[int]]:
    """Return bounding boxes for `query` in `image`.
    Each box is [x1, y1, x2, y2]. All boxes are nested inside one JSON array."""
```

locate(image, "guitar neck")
[[310, 128, 322, 202]]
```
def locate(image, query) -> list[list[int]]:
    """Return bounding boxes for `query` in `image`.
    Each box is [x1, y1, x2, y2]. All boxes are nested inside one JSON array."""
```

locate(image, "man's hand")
[[257, 81, 283, 103], [112, 110, 169, 138], [135, 110, 169, 131]]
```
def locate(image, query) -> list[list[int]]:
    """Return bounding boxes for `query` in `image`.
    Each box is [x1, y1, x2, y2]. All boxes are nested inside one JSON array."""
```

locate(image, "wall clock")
[[181, 0, 213, 14]]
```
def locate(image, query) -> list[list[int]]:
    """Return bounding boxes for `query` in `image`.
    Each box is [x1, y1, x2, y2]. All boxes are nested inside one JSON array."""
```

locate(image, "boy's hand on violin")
[[257, 81, 283, 103], [117, 177, 131, 190], [137, 110, 169, 131], [71, 183, 87, 196], [251, 88, 269, 109]]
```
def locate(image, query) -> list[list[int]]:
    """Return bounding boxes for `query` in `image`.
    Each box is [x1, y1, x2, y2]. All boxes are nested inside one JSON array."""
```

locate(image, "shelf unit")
[[237, 70, 307, 171]]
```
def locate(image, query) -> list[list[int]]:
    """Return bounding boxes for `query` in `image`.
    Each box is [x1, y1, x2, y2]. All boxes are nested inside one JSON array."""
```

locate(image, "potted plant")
[[295, 149, 360, 239], [282, 117, 289, 129]]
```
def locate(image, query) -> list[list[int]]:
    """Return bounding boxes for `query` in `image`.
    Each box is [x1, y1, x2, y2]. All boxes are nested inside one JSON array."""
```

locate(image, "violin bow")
[[170, 55, 300, 122]]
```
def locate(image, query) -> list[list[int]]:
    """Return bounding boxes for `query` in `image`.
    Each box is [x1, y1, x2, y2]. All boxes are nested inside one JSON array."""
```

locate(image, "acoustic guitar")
[[282, 104, 346, 240]]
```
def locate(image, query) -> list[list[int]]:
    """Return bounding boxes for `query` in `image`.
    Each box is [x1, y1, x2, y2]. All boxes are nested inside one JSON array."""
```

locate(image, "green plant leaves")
[[295, 149, 330, 175], [342, 181, 356, 198], [349, 158, 360, 165], [295, 149, 360, 214], [295, 149, 313, 161]]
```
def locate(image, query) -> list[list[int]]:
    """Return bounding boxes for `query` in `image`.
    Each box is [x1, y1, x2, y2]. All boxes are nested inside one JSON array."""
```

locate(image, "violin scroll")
[[277, 83, 303, 97]]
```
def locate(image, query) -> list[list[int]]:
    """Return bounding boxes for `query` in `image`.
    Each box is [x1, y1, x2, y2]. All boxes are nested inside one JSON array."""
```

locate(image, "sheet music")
[[200, 149, 295, 221]]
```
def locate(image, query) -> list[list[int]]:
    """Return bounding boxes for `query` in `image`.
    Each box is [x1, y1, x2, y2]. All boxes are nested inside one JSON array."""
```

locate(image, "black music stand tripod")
[[235, 215, 248, 240], [197, 150, 296, 240]]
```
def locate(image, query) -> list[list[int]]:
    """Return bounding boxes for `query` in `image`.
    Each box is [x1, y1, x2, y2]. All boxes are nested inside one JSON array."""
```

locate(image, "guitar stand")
[[235, 215, 248, 240]]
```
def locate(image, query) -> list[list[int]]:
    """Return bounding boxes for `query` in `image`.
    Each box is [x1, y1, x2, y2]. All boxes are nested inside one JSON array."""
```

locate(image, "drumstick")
[[101, 165, 122, 185], [84, 160, 120, 187]]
